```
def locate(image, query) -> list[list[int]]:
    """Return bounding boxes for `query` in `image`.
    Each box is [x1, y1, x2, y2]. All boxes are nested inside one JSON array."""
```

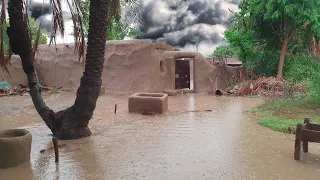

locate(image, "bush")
[[28, 17, 48, 45], [285, 53, 320, 102], [245, 50, 279, 76], [224, 26, 280, 76], [211, 45, 235, 58]]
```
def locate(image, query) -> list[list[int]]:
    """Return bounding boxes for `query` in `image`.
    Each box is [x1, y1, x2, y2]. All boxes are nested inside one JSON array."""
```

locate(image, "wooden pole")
[[303, 118, 311, 153], [52, 137, 59, 162], [114, 104, 117, 114], [294, 124, 302, 160]]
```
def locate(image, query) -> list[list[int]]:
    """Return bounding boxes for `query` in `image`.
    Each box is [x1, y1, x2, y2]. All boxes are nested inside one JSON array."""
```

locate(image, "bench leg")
[[303, 141, 308, 153], [294, 124, 302, 160], [303, 118, 310, 153]]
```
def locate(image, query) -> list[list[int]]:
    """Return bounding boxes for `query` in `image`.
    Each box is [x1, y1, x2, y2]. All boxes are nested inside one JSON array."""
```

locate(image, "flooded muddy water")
[[0, 93, 320, 180]]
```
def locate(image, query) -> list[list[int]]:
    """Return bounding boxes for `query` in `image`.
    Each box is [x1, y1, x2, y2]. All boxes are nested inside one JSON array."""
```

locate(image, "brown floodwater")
[[0, 92, 320, 180]]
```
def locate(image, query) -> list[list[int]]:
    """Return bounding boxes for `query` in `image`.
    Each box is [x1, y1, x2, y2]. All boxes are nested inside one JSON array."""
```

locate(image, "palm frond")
[[67, 0, 85, 63], [108, 0, 142, 38], [109, 0, 121, 21], [49, 0, 65, 45], [32, 22, 42, 61], [112, 0, 142, 25], [124, 0, 143, 26]]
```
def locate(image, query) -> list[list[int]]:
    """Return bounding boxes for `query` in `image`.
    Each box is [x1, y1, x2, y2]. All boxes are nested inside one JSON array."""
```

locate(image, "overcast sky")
[[22, 0, 240, 56]]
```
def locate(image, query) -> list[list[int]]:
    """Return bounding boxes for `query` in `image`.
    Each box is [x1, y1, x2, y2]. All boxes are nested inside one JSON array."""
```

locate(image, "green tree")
[[211, 45, 234, 58], [1, 17, 48, 53], [80, 0, 140, 40], [28, 17, 48, 45], [225, 0, 320, 79]]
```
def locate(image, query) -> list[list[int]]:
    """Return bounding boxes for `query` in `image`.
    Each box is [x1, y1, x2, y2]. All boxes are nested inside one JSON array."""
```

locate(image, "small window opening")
[[160, 61, 165, 73]]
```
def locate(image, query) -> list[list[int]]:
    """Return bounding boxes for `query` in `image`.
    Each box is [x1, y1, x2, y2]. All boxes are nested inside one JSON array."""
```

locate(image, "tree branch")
[[228, 8, 235, 14], [269, 21, 277, 33], [7, 0, 57, 131]]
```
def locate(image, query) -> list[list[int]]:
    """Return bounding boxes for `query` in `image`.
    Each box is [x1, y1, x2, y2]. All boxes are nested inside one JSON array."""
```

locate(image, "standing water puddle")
[[0, 93, 319, 180]]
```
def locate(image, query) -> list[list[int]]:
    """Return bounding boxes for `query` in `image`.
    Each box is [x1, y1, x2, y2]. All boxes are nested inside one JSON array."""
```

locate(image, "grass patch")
[[250, 96, 320, 133], [49, 88, 59, 94], [258, 117, 302, 133]]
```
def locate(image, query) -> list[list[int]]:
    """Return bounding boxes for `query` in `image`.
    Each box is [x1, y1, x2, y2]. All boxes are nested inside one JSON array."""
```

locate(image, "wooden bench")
[[294, 118, 320, 160]]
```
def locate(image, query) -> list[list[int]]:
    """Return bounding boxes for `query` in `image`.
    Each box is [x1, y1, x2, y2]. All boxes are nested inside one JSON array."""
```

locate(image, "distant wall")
[[1, 40, 175, 93], [1, 40, 245, 93], [0, 55, 27, 86]]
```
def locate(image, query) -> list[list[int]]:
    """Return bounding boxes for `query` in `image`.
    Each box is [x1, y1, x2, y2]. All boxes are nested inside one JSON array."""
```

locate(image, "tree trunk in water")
[[7, 0, 56, 130], [277, 39, 288, 80], [7, 0, 109, 139], [54, 0, 109, 139]]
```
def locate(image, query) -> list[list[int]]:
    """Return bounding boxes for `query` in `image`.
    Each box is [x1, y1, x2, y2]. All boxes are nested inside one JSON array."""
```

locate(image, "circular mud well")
[[0, 129, 32, 168]]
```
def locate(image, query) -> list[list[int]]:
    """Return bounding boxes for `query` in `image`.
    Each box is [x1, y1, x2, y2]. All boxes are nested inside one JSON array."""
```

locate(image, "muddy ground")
[[0, 92, 320, 180]]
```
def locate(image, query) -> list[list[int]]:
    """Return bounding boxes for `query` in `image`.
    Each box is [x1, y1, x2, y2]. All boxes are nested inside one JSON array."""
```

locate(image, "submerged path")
[[0, 93, 319, 180]]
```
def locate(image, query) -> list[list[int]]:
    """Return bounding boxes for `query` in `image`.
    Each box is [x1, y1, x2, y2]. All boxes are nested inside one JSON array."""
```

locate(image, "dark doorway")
[[175, 58, 194, 90]]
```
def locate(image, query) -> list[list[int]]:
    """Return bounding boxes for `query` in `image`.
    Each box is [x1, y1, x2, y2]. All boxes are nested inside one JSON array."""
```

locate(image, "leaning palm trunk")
[[7, 0, 109, 139]]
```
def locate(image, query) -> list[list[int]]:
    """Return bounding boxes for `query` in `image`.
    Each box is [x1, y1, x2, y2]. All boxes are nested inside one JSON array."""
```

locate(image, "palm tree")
[[1, 0, 138, 140]]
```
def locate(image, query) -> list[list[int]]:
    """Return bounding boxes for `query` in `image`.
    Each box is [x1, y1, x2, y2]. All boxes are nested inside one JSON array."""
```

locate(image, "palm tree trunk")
[[7, 0, 56, 130], [54, 0, 109, 139], [7, 0, 109, 139]]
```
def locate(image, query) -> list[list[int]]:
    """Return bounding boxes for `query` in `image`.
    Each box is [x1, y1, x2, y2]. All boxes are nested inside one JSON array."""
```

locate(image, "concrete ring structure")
[[128, 92, 168, 114], [0, 129, 32, 168]]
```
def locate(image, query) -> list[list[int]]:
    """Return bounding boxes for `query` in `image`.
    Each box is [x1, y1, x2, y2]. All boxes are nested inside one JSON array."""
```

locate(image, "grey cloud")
[[29, 1, 51, 19], [132, 0, 239, 52], [3, 0, 240, 55]]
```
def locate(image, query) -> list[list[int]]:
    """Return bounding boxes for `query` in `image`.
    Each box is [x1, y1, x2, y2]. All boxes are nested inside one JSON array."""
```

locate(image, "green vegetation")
[[211, 44, 235, 58], [250, 96, 320, 133], [214, 0, 320, 78], [249, 55, 320, 133], [49, 88, 59, 94], [1, 17, 48, 53], [259, 117, 301, 133], [28, 17, 48, 45], [213, 0, 320, 133], [80, 0, 141, 40]]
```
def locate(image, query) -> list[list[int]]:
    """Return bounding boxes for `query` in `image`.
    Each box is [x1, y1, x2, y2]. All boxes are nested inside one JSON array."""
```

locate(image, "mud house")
[[1, 40, 244, 93]]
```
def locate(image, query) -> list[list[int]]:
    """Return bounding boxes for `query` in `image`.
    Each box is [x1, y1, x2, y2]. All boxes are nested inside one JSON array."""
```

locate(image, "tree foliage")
[[1, 17, 47, 64], [211, 45, 234, 58], [225, 0, 320, 78], [80, 0, 140, 40], [28, 17, 48, 45]]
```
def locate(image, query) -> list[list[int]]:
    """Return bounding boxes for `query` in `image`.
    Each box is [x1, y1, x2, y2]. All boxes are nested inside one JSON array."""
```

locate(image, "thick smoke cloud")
[[29, 0, 72, 43], [29, 1, 51, 20], [29, 0, 70, 33], [125, 0, 239, 55], [0, 0, 71, 43], [29, 1, 52, 32], [4, 0, 240, 56]]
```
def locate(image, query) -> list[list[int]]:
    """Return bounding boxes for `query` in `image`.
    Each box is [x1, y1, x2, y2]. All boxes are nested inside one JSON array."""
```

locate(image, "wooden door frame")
[[175, 57, 194, 92]]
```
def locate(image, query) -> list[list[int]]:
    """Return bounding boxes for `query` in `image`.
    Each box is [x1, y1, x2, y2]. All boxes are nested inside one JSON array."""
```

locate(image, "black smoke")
[[29, 1, 51, 20], [3, 0, 240, 55], [124, 0, 240, 55], [0, 0, 52, 31], [28, 1, 70, 32]]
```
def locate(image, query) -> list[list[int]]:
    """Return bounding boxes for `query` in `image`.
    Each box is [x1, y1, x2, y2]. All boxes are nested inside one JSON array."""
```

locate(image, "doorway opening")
[[175, 58, 194, 92]]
